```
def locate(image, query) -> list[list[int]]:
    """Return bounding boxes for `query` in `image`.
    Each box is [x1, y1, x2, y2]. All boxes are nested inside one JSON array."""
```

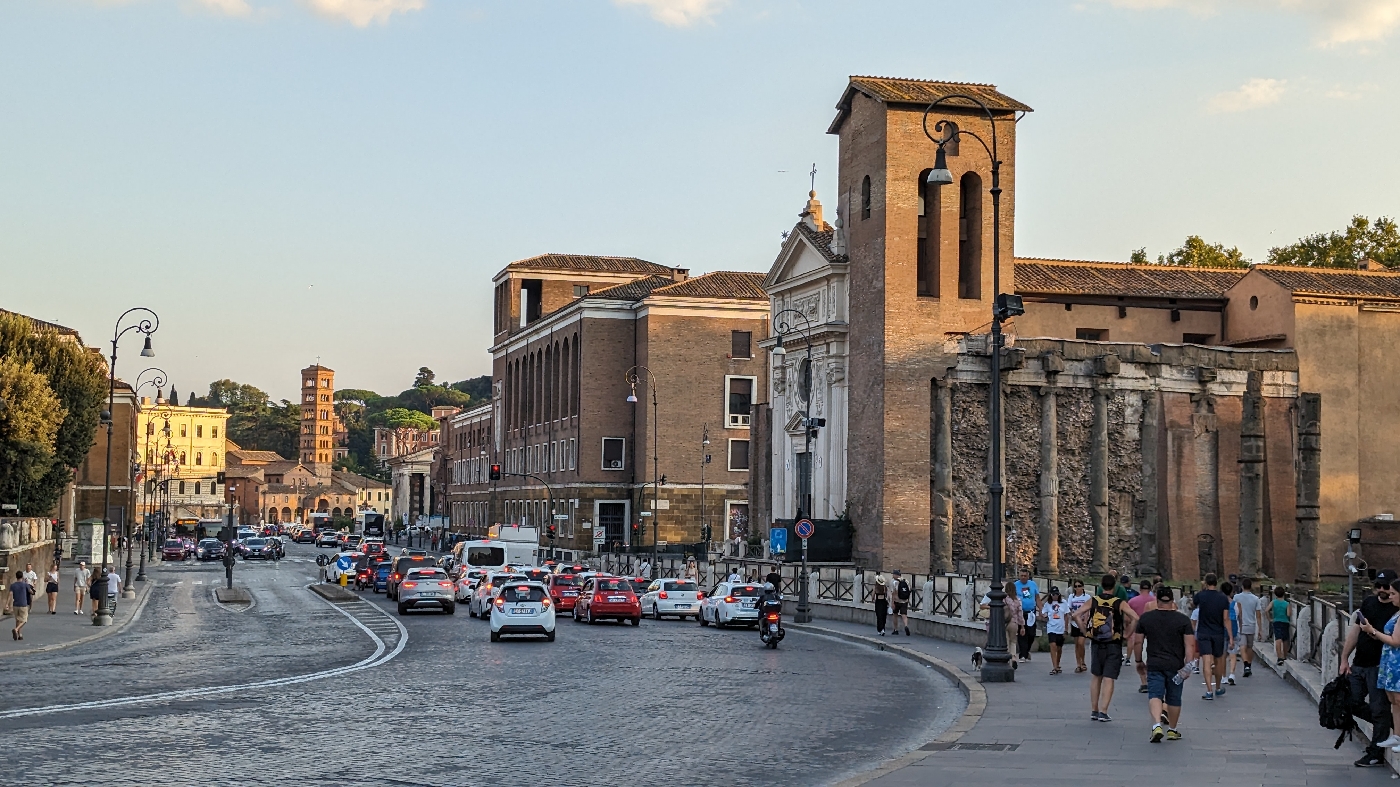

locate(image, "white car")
[[489, 580, 556, 641], [470, 571, 522, 618], [455, 569, 487, 602], [698, 581, 763, 628], [640, 579, 703, 620]]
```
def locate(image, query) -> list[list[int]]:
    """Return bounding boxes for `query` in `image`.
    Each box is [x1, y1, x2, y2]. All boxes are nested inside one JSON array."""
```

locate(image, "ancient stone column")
[[1139, 389, 1161, 575], [1037, 386, 1059, 576], [1091, 386, 1110, 575], [1295, 393, 1322, 588], [1238, 371, 1265, 579], [1193, 391, 1221, 578], [931, 379, 954, 575]]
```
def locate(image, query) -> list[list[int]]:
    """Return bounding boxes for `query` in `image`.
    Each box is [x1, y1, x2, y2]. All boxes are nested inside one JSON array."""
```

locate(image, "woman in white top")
[[1066, 580, 1094, 673], [1041, 587, 1069, 675]]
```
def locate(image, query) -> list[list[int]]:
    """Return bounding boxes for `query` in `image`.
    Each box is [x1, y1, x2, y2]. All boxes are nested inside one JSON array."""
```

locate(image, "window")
[[180, 424, 188, 437], [1250, 295, 1259, 310], [1183, 333, 1214, 345], [727, 439, 750, 471], [196, 425, 203, 438], [861, 175, 871, 220], [211, 452, 218, 466], [602, 438, 626, 470], [212, 427, 218, 438], [917, 169, 940, 297], [179, 451, 187, 464], [305, 394, 314, 403], [731, 330, 752, 359], [569, 438, 576, 471], [725, 376, 756, 427], [1076, 328, 1107, 341], [573, 285, 589, 297], [304, 378, 314, 388], [146, 422, 155, 436], [178, 481, 185, 494], [194, 482, 201, 495], [958, 171, 983, 300], [195, 452, 203, 466], [321, 379, 329, 387]]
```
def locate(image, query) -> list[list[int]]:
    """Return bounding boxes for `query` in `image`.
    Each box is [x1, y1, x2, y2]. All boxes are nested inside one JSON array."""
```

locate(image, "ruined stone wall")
[[1106, 392, 1144, 574], [1003, 387, 1041, 572], [950, 383, 988, 562]]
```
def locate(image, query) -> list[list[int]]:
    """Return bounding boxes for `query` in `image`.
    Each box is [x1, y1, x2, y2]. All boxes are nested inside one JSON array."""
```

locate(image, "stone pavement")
[[0, 570, 153, 657], [800, 618, 1390, 787]]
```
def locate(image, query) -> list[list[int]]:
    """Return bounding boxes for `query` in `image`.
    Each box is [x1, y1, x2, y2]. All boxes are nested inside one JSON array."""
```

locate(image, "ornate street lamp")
[[133, 368, 167, 583], [922, 94, 1024, 683], [97, 308, 158, 626], [624, 366, 660, 576], [770, 307, 819, 623]]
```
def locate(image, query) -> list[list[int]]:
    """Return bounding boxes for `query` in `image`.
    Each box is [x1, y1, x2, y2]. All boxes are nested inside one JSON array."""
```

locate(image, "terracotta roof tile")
[[1014, 258, 1243, 299], [1249, 266, 1400, 298], [792, 221, 846, 263], [831, 76, 1032, 133], [229, 449, 285, 464], [651, 271, 768, 300], [583, 275, 676, 302], [506, 253, 675, 275]]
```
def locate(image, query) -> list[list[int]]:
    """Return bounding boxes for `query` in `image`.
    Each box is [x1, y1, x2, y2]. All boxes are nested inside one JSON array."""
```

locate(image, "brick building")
[[441, 254, 769, 554]]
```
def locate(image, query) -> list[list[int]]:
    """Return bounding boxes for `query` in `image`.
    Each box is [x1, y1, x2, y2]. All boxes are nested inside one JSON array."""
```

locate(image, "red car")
[[572, 575, 641, 626], [161, 539, 189, 561], [547, 572, 584, 612]]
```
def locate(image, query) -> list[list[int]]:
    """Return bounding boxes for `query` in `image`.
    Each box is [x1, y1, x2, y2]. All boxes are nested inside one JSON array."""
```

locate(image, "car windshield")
[[406, 570, 447, 581], [395, 557, 432, 572], [664, 581, 699, 592], [488, 574, 515, 586], [552, 575, 580, 587], [246, 539, 266, 547], [596, 579, 631, 592], [730, 585, 762, 597], [466, 546, 506, 567], [164, 540, 182, 548], [503, 585, 547, 602], [199, 540, 220, 547]]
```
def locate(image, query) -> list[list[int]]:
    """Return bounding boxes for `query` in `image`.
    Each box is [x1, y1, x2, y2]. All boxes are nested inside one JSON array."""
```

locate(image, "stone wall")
[[0, 517, 57, 582]]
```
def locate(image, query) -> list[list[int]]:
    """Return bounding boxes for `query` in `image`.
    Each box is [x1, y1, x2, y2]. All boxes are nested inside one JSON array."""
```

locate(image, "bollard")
[[339, 571, 348, 588]]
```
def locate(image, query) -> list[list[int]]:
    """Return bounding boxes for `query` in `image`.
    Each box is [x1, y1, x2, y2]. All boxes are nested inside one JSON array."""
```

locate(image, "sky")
[[3, 0, 1399, 402]]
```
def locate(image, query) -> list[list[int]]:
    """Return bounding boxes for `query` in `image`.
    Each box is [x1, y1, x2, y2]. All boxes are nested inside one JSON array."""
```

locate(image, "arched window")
[[860, 175, 871, 220], [283, 507, 293, 521], [918, 169, 941, 298], [195, 452, 203, 466], [179, 451, 187, 464], [178, 481, 186, 494], [958, 171, 983, 300], [211, 452, 218, 466], [332, 507, 342, 517], [194, 482, 202, 495], [939, 121, 960, 157]]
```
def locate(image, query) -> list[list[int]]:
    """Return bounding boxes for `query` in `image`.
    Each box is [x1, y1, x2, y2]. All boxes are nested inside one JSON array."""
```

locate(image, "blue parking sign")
[[769, 527, 788, 554]]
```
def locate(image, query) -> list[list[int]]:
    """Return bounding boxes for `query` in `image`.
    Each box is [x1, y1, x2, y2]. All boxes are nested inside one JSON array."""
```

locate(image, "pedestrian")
[[1192, 574, 1233, 700], [1012, 568, 1040, 662], [89, 568, 104, 614], [1128, 579, 1154, 692], [639, 559, 652, 580], [683, 558, 699, 582], [1340, 569, 1399, 767], [9, 570, 33, 640], [764, 566, 782, 590], [45, 563, 59, 614], [1234, 577, 1262, 679], [73, 561, 91, 615], [727, 567, 741, 584], [981, 583, 1022, 655], [1222, 581, 1241, 685], [105, 565, 122, 614], [873, 574, 889, 636], [1072, 574, 1139, 722], [891, 570, 912, 636], [1042, 586, 1069, 674], [1356, 585, 1400, 752], [22, 563, 38, 597], [1068, 579, 1093, 673], [1270, 586, 1291, 665], [1133, 585, 1196, 743], [1114, 574, 1132, 602]]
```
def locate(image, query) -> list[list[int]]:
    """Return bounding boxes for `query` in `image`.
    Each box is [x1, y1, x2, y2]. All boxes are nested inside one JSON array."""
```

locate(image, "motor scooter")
[[758, 596, 785, 649]]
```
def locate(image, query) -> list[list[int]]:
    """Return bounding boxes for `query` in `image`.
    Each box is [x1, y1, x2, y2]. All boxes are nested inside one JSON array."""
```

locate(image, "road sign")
[[592, 528, 606, 545], [794, 519, 814, 540], [769, 527, 788, 554], [553, 514, 570, 520]]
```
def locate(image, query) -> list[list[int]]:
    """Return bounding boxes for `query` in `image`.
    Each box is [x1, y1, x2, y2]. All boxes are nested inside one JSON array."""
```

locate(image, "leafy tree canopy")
[[376, 407, 438, 431], [414, 367, 436, 388], [449, 375, 491, 401], [1267, 215, 1400, 269], [1156, 236, 1250, 269]]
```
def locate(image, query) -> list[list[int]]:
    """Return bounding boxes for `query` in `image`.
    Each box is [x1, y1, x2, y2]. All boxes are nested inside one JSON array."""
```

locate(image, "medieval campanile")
[[831, 77, 1031, 573], [300, 364, 337, 478]]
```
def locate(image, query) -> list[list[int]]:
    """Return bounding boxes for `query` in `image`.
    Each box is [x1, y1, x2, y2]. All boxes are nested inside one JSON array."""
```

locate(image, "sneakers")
[[1377, 735, 1400, 749], [1215, 686, 1226, 696], [1138, 685, 1149, 693], [905, 626, 910, 636], [1356, 753, 1388, 767], [1191, 663, 1201, 674], [1160, 710, 1169, 726], [1202, 691, 1214, 700], [1091, 711, 1102, 721], [1165, 729, 1182, 741], [1151, 724, 1165, 743], [1277, 658, 1285, 666], [1098, 711, 1112, 722], [1227, 674, 1236, 685], [1243, 664, 1252, 678], [891, 630, 900, 636]]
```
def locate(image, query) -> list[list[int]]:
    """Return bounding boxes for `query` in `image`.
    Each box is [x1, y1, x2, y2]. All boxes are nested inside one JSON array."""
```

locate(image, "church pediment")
[[766, 220, 847, 292], [784, 410, 808, 434]]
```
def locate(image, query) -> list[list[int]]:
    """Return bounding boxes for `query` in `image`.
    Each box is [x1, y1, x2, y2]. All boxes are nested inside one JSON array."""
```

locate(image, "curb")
[[0, 580, 156, 659], [790, 622, 987, 787]]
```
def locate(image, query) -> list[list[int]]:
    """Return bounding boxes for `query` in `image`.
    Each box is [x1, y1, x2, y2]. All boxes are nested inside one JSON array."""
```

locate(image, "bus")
[[359, 512, 385, 538]]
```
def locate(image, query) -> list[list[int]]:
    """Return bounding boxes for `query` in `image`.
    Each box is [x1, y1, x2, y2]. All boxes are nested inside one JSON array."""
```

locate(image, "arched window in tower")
[[940, 121, 960, 157], [860, 175, 872, 220], [958, 171, 983, 300], [917, 169, 941, 298]]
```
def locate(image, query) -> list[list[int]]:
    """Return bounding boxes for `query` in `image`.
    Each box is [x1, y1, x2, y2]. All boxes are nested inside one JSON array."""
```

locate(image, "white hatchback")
[[489, 580, 556, 641], [456, 569, 487, 603], [640, 579, 703, 620], [698, 581, 763, 628], [470, 572, 522, 617]]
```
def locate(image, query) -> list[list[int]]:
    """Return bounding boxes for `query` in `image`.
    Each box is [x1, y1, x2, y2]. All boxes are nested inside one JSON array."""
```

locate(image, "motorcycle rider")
[[758, 582, 784, 639]]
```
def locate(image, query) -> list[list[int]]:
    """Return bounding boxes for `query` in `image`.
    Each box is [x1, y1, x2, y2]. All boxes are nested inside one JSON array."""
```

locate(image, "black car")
[[243, 538, 279, 561], [293, 529, 317, 544], [194, 539, 226, 561]]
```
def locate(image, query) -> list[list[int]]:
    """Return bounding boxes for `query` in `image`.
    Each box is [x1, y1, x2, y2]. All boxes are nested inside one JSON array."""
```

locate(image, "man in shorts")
[[891, 570, 912, 636], [1073, 574, 1139, 722], [1233, 577, 1262, 678], [1127, 579, 1155, 692], [9, 570, 33, 640], [1133, 585, 1196, 742], [1192, 574, 1233, 700]]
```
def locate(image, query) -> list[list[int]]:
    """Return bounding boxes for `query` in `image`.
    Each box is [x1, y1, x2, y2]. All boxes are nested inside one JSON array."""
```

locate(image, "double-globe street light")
[[97, 308, 158, 626], [624, 366, 660, 575], [922, 94, 1024, 683], [770, 308, 818, 624], [133, 367, 169, 583]]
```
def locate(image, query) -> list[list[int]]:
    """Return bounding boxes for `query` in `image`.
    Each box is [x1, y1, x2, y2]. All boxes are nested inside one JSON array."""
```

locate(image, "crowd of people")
[[5, 559, 125, 640]]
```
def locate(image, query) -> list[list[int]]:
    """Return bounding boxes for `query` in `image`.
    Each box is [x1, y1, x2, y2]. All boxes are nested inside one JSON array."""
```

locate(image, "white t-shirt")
[[107, 572, 122, 594], [1042, 601, 1068, 634], [74, 567, 91, 588], [1234, 591, 1261, 635]]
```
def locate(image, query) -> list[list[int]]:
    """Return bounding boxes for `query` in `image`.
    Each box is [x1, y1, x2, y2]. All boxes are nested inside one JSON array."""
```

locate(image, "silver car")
[[470, 572, 522, 618], [396, 567, 456, 615], [698, 581, 763, 628]]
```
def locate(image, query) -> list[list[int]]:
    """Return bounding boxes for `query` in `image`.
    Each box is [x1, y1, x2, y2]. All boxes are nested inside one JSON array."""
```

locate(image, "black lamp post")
[[133, 369, 167, 583], [922, 94, 1024, 683], [97, 308, 158, 626], [624, 366, 659, 577], [770, 308, 816, 624]]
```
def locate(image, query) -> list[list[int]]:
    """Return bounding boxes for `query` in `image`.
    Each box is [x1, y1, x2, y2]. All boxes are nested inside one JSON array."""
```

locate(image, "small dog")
[[972, 647, 984, 670]]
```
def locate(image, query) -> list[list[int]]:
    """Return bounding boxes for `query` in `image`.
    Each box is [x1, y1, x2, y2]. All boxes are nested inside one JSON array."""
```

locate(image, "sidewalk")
[[798, 618, 1388, 787], [0, 573, 155, 657]]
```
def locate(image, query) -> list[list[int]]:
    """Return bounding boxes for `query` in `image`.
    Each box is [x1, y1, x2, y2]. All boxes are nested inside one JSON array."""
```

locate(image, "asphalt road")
[[0, 544, 964, 786]]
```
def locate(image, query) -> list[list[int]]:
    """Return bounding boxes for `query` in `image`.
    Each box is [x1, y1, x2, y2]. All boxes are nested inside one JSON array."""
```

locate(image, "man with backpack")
[[891, 570, 912, 636], [1339, 568, 1398, 767], [1073, 574, 1139, 722]]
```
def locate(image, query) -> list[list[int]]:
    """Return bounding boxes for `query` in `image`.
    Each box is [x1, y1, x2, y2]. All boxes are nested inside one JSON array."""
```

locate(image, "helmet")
[[763, 582, 775, 591]]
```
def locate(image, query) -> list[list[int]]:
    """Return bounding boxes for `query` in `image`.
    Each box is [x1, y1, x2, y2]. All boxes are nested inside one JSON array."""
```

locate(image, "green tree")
[[1129, 247, 1149, 264], [0, 358, 66, 513], [1267, 215, 1400, 269], [450, 375, 491, 401], [1157, 236, 1250, 269], [376, 407, 438, 431], [413, 367, 436, 388]]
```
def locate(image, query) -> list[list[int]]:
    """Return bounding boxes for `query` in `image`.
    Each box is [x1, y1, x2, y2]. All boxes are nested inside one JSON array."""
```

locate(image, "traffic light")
[[700, 524, 711, 542], [631, 523, 640, 540], [217, 471, 226, 484], [546, 524, 557, 541], [489, 464, 501, 481]]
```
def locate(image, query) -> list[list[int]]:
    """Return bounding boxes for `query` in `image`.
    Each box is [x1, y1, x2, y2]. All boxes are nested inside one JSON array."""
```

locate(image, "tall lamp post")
[[770, 308, 817, 623], [922, 94, 1024, 682], [699, 425, 710, 551], [133, 368, 167, 583], [96, 308, 158, 626], [624, 366, 660, 577]]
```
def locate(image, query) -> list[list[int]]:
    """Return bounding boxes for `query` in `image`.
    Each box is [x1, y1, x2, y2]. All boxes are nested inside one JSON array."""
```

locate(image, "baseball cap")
[[893, 569, 902, 576], [1375, 569, 1399, 586], [1155, 586, 1175, 602]]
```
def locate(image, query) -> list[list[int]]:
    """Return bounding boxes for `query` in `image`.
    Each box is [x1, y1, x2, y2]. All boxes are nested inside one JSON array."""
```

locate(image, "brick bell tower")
[[300, 364, 337, 479], [830, 76, 1031, 573]]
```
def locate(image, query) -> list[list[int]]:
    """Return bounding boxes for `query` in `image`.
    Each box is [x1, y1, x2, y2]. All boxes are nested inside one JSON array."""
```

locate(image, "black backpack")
[[1319, 675, 1356, 749]]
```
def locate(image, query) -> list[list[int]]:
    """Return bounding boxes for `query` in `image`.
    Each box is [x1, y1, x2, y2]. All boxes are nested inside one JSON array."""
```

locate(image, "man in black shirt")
[[1192, 574, 1233, 700], [1133, 586, 1196, 743], [1342, 568, 1398, 768]]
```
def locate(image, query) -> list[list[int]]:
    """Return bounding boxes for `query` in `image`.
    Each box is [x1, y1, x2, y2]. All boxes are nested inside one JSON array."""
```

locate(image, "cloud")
[[613, 0, 729, 27], [1100, 1, 1400, 45], [1207, 77, 1287, 112], [194, 0, 253, 15], [302, 0, 424, 26]]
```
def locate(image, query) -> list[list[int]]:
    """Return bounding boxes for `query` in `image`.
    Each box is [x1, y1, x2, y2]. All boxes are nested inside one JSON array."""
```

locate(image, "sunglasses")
[[1377, 583, 1392, 591]]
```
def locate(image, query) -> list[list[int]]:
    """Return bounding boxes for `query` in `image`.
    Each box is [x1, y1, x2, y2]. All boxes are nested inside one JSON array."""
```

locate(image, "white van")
[[452, 539, 536, 573]]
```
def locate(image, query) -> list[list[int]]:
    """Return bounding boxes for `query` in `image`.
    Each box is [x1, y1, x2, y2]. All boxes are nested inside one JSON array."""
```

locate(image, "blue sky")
[[4, 0, 1398, 401]]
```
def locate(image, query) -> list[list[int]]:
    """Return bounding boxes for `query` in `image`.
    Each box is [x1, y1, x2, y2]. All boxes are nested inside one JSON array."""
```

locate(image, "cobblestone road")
[[0, 545, 963, 786]]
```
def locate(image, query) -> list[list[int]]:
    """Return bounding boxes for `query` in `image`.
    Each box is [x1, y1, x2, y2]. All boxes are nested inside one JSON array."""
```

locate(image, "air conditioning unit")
[[608, 460, 623, 469]]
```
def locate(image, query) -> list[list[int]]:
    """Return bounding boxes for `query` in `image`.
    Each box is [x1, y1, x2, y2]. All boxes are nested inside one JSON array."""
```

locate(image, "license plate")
[[608, 596, 626, 602], [563, 592, 578, 596], [741, 599, 756, 607], [770, 623, 779, 632], [675, 603, 692, 608], [510, 607, 534, 615], [418, 591, 438, 597]]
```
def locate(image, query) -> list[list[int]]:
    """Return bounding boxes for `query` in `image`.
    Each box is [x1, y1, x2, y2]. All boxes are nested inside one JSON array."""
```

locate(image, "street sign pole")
[[794, 518, 814, 623]]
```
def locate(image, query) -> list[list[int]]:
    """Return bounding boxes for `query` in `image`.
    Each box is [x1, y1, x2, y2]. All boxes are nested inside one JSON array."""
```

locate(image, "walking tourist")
[[1356, 583, 1400, 752], [45, 563, 59, 614], [891, 569, 911, 636], [726, 567, 741, 584], [1192, 574, 1232, 700], [1068, 580, 1093, 673], [89, 568, 104, 614], [1234, 577, 1262, 678], [1222, 581, 1241, 685], [9, 570, 33, 640], [73, 561, 91, 615], [1340, 569, 1399, 767], [981, 583, 1023, 653], [22, 563, 38, 596], [1013, 568, 1040, 663], [638, 559, 652, 580], [105, 566, 122, 613], [1128, 579, 1154, 692], [1133, 585, 1196, 743], [683, 558, 699, 582], [1072, 574, 1139, 722], [1270, 586, 1291, 665], [1042, 587, 1069, 674], [873, 574, 889, 636]]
